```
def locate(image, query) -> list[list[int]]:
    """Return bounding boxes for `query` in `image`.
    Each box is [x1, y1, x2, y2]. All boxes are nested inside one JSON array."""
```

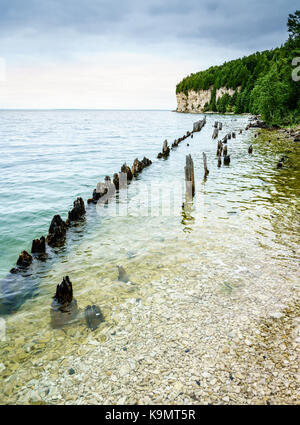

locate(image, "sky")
[[0, 0, 298, 109]]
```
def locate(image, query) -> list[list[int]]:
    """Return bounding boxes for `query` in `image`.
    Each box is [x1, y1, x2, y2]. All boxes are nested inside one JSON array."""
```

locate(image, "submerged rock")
[[117, 265, 129, 282], [248, 144, 253, 154], [46, 215, 68, 248], [85, 305, 104, 330], [50, 276, 78, 328], [31, 236, 46, 254]]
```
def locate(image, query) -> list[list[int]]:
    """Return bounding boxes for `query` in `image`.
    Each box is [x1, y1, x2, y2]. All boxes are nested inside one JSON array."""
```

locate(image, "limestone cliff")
[[176, 86, 239, 113]]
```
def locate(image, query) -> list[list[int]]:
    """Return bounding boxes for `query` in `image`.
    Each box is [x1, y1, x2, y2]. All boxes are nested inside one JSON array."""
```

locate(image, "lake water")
[[0, 110, 299, 403]]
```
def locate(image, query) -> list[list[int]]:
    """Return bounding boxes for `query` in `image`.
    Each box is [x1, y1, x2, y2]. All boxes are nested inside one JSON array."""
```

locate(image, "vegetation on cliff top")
[[176, 11, 300, 126]]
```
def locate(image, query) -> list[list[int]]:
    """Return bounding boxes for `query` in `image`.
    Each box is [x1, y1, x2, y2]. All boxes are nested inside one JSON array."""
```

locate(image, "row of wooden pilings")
[[185, 120, 255, 198], [9, 117, 208, 276]]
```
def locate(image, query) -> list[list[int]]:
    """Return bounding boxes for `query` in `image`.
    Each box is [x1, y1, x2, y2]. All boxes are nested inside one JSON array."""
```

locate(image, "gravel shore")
[[11, 262, 299, 405]]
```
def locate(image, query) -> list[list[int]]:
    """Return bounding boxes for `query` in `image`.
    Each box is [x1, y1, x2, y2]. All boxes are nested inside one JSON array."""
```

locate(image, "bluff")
[[176, 11, 300, 126]]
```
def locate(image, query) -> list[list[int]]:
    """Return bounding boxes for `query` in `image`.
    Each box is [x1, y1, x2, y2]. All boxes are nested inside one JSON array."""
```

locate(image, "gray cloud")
[[0, 0, 298, 57]]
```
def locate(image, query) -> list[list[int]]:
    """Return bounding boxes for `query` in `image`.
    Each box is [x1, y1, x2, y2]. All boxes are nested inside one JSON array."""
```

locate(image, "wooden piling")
[[185, 154, 195, 197], [203, 152, 209, 178]]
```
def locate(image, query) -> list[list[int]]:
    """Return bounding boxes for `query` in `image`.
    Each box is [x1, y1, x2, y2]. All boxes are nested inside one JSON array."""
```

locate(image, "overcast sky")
[[0, 0, 297, 109]]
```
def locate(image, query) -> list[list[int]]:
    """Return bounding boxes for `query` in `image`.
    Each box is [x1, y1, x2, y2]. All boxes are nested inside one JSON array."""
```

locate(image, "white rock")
[[0, 363, 6, 373]]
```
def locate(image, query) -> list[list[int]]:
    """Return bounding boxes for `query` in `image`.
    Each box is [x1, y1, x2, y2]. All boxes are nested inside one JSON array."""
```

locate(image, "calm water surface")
[[0, 110, 299, 402]]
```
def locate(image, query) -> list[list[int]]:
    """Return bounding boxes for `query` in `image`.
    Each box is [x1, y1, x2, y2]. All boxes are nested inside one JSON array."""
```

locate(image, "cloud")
[[0, 0, 297, 52], [0, 0, 297, 108]]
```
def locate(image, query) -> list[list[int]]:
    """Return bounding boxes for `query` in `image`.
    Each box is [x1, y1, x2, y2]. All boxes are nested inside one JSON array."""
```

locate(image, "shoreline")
[[1, 116, 299, 405]]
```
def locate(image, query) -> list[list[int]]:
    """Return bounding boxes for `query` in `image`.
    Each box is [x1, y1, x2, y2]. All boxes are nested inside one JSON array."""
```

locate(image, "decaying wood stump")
[[232, 132, 236, 138], [224, 155, 231, 166], [248, 144, 253, 154], [67, 197, 85, 223], [227, 133, 231, 140], [46, 215, 68, 247], [185, 154, 195, 197], [157, 140, 170, 158], [10, 250, 33, 273], [50, 276, 78, 328], [193, 117, 206, 132], [218, 122, 223, 131], [212, 128, 218, 139], [223, 144, 228, 156], [113, 173, 119, 190], [31, 236, 46, 254], [217, 141, 223, 156], [85, 305, 104, 330], [203, 152, 209, 178], [141, 157, 152, 167], [131, 158, 144, 176], [121, 163, 133, 181], [214, 121, 218, 128], [17, 251, 32, 268]]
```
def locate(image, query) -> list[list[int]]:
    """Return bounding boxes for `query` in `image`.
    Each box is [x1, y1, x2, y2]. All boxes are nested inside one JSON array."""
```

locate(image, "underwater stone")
[[117, 265, 129, 283], [85, 305, 104, 331]]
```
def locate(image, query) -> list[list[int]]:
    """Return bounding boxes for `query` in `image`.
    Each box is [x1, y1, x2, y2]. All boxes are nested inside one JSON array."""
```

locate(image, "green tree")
[[250, 65, 288, 125]]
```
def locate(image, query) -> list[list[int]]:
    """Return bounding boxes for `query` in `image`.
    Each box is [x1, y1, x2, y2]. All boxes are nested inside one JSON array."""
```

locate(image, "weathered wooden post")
[[217, 155, 222, 168], [185, 154, 195, 197], [158, 140, 170, 158], [218, 122, 222, 131], [212, 128, 218, 139], [214, 121, 218, 128], [203, 152, 209, 178], [223, 144, 228, 156]]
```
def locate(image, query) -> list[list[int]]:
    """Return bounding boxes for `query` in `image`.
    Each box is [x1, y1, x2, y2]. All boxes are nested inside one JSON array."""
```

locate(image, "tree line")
[[176, 11, 300, 126]]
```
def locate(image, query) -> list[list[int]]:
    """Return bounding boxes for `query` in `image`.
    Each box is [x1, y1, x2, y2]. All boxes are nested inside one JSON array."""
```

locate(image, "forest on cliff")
[[176, 11, 300, 126]]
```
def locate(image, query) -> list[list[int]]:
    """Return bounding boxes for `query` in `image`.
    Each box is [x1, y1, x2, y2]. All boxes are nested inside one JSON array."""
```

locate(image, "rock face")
[[176, 87, 240, 113], [67, 197, 85, 223], [85, 305, 104, 330], [50, 276, 78, 328], [46, 215, 68, 247], [31, 236, 46, 254]]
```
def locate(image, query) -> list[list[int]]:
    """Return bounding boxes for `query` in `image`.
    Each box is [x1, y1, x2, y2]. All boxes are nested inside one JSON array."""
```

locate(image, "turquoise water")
[[0, 110, 299, 403], [0, 109, 199, 279]]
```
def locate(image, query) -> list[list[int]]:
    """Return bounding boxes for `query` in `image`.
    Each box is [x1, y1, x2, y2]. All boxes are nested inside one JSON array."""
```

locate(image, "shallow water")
[[0, 111, 299, 403]]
